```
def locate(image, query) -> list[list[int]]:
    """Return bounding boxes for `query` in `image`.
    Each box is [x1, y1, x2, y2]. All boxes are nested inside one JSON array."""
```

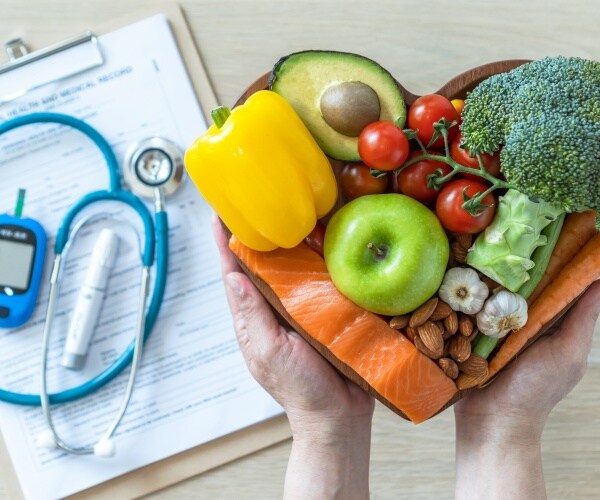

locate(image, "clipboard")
[[0, 4, 290, 499]]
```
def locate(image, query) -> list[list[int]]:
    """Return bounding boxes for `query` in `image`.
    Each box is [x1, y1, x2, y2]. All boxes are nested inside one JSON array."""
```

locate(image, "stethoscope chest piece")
[[123, 137, 185, 199]]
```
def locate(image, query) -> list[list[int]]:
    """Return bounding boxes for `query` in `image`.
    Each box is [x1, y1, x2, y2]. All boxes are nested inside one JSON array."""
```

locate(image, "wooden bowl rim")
[[234, 58, 531, 108]]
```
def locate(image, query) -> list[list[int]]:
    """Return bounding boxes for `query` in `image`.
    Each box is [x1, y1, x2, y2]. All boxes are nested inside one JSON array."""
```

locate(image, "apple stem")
[[367, 242, 385, 257]]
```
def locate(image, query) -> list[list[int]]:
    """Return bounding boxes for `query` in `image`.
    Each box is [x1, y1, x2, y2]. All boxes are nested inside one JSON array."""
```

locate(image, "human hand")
[[454, 281, 600, 500], [455, 280, 600, 433], [212, 217, 373, 499]]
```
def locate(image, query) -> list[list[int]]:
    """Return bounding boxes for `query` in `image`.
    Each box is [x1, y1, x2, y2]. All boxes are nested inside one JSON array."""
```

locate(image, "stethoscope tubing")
[[56, 189, 155, 264], [0, 210, 168, 406], [0, 112, 168, 406], [0, 112, 121, 192]]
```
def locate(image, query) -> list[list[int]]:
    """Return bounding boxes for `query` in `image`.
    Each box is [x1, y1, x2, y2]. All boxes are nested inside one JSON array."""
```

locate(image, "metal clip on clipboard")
[[0, 32, 104, 105]]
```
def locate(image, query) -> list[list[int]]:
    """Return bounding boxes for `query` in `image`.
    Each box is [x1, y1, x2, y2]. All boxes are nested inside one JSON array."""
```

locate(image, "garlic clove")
[[476, 290, 528, 338], [438, 267, 489, 315]]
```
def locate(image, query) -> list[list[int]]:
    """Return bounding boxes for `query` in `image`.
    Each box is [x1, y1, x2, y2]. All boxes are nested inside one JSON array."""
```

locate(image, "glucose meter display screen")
[[0, 239, 35, 291]]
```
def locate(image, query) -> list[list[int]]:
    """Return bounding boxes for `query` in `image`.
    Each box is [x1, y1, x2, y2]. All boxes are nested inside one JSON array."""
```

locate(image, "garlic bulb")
[[438, 267, 489, 314], [476, 290, 528, 339]]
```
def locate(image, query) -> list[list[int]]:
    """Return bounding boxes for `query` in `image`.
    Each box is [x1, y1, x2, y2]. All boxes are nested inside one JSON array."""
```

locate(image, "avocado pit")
[[320, 81, 381, 137]]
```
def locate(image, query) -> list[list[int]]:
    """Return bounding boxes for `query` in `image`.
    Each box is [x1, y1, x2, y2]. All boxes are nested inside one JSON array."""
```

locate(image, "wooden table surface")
[[1, 1, 598, 498]]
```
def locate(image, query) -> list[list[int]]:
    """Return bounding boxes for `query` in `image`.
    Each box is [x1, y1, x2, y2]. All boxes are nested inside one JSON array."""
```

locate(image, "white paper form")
[[0, 15, 282, 500]]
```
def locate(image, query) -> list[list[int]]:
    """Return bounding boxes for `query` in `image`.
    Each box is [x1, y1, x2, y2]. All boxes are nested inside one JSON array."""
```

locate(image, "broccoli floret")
[[460, 71, 522, 154], [502, 113, 600, 212], [461, 56, 600, 212]]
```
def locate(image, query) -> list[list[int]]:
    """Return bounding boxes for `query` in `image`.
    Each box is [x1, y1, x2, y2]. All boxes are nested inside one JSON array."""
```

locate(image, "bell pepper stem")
[[211, 106, 231, 128]]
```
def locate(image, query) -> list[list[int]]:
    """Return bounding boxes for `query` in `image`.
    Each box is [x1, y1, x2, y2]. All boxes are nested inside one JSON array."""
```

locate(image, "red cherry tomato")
[[304, 221, 326, 257], [394, 152, 452, 204], [436, 179, 496, 234], [407, 94, 460, 149], [340, 162, 388, 200], [450, 133, 501, 180], [357, 121, 409, 171]]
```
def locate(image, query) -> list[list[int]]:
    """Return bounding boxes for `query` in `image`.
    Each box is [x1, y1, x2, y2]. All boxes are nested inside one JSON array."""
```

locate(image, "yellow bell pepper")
[[184, 90, 338, 251]]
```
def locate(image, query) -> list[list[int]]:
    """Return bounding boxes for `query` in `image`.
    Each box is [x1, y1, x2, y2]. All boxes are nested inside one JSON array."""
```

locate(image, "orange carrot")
[[485, 232, 600, 381], [527, 211, 597, 304]]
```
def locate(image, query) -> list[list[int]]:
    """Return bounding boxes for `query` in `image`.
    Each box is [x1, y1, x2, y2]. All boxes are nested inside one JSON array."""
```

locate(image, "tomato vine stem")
[[372, 119, 517, 216]]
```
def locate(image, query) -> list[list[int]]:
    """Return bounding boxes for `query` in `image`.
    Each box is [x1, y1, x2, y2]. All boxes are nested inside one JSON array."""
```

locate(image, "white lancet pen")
[[62, 228, 119, 370]]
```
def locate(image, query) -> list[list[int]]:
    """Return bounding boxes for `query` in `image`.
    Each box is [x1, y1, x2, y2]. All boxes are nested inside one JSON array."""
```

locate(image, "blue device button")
[[0, 307, 9, 319]]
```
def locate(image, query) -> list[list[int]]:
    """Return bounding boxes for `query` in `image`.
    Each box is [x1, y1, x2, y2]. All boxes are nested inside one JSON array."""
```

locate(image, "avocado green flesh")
[[269, 51, 406, 161]]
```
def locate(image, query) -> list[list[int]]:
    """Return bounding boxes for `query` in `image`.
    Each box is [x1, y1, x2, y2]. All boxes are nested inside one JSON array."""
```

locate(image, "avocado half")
[[269, 50, 406, 161]]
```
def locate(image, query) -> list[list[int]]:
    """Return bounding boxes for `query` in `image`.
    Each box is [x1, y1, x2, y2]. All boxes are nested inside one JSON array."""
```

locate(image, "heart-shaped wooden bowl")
[[227, 59, 593, 422]]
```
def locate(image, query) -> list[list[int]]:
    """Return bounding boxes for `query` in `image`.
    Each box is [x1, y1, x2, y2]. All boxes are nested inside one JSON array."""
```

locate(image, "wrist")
[[288, 407, 373, 442], [284, 413, 372, 500], [455, 411, 545, 448], [455, 413, 546, 500]]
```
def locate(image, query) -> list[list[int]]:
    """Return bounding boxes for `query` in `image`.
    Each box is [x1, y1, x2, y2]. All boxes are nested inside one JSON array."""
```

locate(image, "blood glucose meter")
[[0, 212, 47, 328]]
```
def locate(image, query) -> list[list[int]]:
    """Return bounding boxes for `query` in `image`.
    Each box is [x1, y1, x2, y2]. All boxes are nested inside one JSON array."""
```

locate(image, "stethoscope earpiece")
[[36, 430, 116, 458], [93, 439, 116, 458], [37, 430, 58, 450]]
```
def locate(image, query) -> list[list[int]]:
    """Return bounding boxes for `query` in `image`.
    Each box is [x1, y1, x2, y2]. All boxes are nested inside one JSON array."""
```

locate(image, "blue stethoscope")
[[0, 112, 182, 456]]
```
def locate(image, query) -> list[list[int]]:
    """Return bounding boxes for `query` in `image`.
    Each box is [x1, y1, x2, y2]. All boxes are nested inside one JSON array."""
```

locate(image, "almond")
[[456, 371, 488, 390], [442, 339, 450, 358], [444, 311, 459, 335], [405, 326, 418, 342], [455, 233, 473, 250], [449, 334, 471, 363], [438, 357, 459, 379], [389, 314, 410, 330], [458, 354, 489, 377], [414, 335, 441, 360], [429, 300, 453, 321], [409, 297, 438, 327], [417, 321, 444, 358], [442, 329, 453, 341], [468, 327, 480, 343], [451, 241, 467, 263], [458, 315, 474, 337]]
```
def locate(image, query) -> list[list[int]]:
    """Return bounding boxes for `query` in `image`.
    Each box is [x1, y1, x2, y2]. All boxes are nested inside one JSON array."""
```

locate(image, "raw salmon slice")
[[229, 236, 458, 423]]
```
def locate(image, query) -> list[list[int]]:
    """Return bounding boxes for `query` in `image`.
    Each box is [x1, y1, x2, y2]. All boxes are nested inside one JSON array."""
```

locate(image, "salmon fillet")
[[229, 236, 458, 423]]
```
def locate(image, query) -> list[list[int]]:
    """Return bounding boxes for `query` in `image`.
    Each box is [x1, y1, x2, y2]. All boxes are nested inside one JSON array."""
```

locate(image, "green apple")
[[324, 193, 449, 315]]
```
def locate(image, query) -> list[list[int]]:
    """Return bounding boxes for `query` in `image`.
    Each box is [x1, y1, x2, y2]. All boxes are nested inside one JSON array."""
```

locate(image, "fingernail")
[[225, 274, 244, 298]]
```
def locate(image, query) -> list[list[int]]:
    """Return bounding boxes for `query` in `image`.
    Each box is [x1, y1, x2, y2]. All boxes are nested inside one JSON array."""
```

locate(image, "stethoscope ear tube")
[[55, 190, 155, 265], [35, 210, 168, 455], [39, 261, 151, 455], [0, 113, 122, 192]]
